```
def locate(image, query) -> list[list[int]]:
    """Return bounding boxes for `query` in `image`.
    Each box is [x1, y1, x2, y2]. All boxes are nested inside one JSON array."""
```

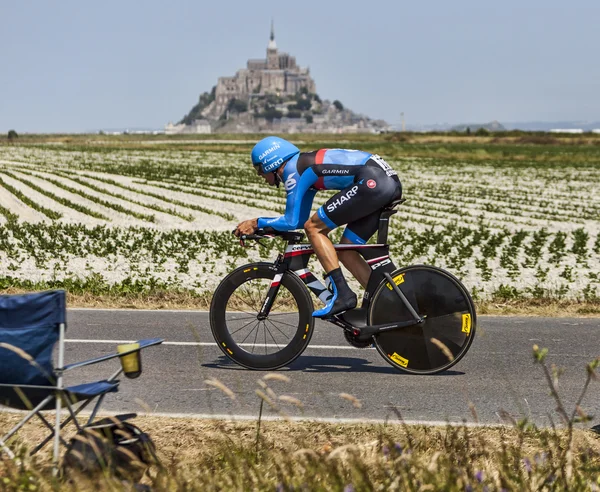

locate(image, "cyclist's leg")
[[305, 214, 357, 317], [304, 215, 338, 272], [338, 230, 376, 289], [337, 172, 402, 288], [306, 170, 400, 317]]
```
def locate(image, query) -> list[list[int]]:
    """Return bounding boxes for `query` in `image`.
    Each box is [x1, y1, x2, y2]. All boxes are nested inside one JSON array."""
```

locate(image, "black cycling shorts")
[[316, 159, 402, 244]]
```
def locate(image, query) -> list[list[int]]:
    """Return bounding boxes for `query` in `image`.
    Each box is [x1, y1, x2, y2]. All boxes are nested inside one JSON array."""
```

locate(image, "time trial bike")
[[209, 199, 476, 374]]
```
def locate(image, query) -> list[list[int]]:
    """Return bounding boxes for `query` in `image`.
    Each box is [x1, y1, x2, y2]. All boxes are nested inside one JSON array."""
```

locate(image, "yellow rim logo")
[[386, 273, 405, 290], [462, 313, 471, 334], [390, 352, 409, 367]]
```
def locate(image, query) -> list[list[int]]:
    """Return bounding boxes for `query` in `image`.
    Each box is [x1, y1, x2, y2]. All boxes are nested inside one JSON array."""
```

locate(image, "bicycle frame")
[[256, 237, 426, 341]]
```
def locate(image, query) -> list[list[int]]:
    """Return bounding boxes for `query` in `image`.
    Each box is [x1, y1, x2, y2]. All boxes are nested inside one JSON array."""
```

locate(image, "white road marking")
[[138, 412, 506, 428], [0, 407, 504, 428], [70, 307, 211, 313], [64, 340, 593, 356], [66, 307, 512, 318], [65, 339, 372, 350]]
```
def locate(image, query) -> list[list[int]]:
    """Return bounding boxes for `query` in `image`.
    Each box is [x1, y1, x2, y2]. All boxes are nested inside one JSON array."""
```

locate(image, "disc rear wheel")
[[368, 265, 476, 374]]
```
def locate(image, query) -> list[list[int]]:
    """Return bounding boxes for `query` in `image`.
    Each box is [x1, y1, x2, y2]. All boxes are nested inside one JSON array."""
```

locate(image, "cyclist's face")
[[255, 165, 276, 186]]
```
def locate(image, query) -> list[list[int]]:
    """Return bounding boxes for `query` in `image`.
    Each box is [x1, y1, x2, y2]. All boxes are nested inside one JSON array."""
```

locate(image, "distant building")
[[213, 21, 316, 115], [549, 129, 584, 134], [165, 119, 211, 134]]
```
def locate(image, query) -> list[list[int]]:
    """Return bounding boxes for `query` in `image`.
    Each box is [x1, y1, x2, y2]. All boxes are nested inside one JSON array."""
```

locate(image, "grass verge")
[[1, 331, 599, 490], [1, 414, 600, 491]]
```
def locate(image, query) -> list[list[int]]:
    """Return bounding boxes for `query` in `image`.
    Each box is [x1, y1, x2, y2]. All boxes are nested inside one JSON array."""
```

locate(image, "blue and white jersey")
[[257, 149, 374, 231]]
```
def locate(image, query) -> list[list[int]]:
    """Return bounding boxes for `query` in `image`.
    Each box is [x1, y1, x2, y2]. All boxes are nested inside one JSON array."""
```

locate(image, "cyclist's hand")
[[234, 218, 258, 237]]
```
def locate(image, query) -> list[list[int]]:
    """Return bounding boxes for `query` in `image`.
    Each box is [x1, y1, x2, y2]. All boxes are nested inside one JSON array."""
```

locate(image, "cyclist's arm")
[[257, 169, 318, 231]]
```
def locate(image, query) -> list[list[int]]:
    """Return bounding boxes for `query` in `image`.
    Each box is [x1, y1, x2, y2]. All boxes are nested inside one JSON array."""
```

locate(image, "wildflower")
[[382, 445, 389, 456], [475, 470, 484, 483], [394, 442, 403, 453], [523, 457, 532, 473], [344, 485, 355, 492]]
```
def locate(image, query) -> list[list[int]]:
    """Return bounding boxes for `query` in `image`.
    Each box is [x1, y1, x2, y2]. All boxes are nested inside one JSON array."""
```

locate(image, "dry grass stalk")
[[339, 393, 362, 409], [430, 338, 454, 362], [203, 378, 236, 400]]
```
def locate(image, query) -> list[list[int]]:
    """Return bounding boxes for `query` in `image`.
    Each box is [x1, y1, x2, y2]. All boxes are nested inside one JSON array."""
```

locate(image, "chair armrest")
[[61, 338, 164, 371]]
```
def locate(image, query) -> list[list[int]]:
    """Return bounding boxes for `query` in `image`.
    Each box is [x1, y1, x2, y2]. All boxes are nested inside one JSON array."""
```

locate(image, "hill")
[[177, 87, 387, 134]]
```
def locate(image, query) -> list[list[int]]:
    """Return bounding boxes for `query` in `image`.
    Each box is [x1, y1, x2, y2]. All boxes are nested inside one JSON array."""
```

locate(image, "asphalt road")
[[62, 309, 600, 426]]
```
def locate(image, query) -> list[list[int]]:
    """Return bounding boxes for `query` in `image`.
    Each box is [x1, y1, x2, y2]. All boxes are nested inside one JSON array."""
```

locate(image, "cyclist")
[[234, 136, 402, 318]]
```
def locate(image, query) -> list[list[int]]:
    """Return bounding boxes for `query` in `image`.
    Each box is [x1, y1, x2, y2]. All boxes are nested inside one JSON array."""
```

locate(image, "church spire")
[[268, 19, 277, 50]]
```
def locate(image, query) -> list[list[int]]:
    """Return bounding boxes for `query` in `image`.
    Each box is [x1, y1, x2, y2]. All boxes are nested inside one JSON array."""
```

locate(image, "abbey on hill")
[[214, 21, 316, 112], [166, 23, 387, 134]]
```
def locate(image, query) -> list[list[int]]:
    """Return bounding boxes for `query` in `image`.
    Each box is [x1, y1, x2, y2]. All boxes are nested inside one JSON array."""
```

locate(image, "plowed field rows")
[[0, 145, 598, 300]]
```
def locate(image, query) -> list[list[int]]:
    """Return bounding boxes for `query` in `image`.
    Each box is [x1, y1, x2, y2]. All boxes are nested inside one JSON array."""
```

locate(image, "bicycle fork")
[[257, 260, 331, 319], [257, 269, 283, 320]]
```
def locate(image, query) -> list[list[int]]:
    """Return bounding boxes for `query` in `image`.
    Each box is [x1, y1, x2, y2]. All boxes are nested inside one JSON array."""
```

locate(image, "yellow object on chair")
[[117, 343, 142, 379]]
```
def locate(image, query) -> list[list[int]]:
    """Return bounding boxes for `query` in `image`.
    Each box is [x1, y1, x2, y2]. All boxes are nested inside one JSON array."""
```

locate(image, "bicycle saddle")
[[382, 198, 406, 211]]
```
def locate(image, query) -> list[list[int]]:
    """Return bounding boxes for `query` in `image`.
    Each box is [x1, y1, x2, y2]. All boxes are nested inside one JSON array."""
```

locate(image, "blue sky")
[[1, 0, 598, 132]]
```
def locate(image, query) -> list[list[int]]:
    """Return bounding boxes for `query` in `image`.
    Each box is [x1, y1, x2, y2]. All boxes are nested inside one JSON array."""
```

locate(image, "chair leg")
[[0, 395, 55, 459], [29, 398, 94, 455], [0, 437, 16, 459], [30, 366, 123, 456], [86, 393, 107, 425], [62, 393, 84, 433], [53, 390, 62, 472], [32, 412, 70, 449]]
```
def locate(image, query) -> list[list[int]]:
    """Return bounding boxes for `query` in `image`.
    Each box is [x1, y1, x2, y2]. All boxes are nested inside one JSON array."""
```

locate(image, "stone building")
[[214, 22, 316, 114]]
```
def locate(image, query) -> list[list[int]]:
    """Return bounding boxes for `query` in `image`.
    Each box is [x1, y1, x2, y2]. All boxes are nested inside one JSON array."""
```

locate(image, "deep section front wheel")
[[210, 263, 315, 370], [368, 265, 476, 375]]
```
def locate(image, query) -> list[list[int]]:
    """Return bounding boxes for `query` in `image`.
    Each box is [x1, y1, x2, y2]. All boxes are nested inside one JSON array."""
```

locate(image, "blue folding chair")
[[0, 290, 163, 467]]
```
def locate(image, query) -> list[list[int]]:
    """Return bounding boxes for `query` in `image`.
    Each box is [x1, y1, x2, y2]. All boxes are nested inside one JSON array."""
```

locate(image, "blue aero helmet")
[[251, 136, 300, 174]]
